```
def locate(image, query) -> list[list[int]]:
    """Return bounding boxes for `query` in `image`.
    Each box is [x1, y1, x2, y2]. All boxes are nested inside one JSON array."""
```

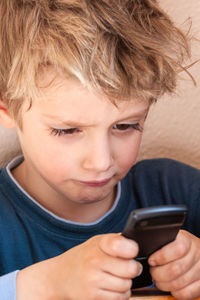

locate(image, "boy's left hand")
[[148, 230, 200, 300]]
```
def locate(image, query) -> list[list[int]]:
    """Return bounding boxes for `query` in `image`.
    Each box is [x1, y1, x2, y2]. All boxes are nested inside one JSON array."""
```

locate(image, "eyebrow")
[[113, 108, 149, 123], [42, 108, 149, 127]]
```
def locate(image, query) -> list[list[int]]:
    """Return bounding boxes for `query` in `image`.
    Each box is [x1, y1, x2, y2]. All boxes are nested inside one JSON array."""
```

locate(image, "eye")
[[113, 123, 143, 132], [50, 128, 81, 136]]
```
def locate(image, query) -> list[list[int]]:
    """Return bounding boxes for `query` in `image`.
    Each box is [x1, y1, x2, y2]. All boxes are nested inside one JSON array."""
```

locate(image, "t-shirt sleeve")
[[0, 270, 19, 300]]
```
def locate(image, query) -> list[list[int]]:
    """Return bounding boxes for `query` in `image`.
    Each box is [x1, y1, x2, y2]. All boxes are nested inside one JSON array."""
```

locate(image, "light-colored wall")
[[0, 0, 200, 168], [138, 0, 200, 168]]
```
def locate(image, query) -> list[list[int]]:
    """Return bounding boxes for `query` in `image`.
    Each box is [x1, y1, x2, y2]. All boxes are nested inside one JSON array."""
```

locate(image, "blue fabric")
[[0, 271, 18, 300], [0, 158, 200, 299]]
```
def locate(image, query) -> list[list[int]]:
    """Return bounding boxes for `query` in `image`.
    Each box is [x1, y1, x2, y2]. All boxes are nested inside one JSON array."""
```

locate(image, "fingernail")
[[138, 264, 143, 276]]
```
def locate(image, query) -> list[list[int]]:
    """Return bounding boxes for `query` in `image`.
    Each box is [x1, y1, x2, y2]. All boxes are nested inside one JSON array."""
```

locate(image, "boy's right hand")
[[16, 234, 142, 300]]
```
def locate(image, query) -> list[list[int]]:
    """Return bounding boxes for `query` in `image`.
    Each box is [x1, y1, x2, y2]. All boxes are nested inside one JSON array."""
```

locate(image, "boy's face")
[[9, 69, 149, 221]]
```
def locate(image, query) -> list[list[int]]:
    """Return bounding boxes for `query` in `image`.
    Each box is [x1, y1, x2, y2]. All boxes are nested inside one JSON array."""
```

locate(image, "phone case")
[[122, 205, 188, 289]]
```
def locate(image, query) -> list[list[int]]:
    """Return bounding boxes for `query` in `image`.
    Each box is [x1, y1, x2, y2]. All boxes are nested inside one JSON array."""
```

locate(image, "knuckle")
[[87, 254, 102, 268], [123, 279, 132, 291], [170, 261, 183, 278], [101, 234, 120, 254], [175, 242, 188, 258], [88, 271, 100, 287], [110, 238, 120, 253], [117, 281, 132, 293], [127, 260, 140, 277], [117, 279, 132, 292]]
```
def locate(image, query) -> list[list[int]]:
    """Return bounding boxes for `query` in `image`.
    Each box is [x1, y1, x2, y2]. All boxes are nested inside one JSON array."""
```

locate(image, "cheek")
[[115, 134, 142, 170], [35, 147, 76, 177], [21, 134, 77, 181], [31, 148, 75, 185]]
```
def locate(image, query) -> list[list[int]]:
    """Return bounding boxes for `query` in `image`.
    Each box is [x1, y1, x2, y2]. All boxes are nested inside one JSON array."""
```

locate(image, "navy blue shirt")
[[0, 157, 200, 298]]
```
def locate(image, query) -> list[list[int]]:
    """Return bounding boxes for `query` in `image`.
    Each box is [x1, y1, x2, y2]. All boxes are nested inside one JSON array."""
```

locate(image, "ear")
[[0, 101, 16, 129]]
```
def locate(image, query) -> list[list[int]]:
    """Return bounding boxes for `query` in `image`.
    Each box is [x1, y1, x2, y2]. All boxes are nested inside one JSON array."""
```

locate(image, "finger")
[[149, 230, 191, 267], [99, 288, 131, 300], [152, 259, 200, 292], [101, 255, 143, 278], [155, 279, 200, 300], [99, 272, 132, 293], [172, 280, 200, 300], [150, 245, 194, 282], [100, 234, 139, 259]]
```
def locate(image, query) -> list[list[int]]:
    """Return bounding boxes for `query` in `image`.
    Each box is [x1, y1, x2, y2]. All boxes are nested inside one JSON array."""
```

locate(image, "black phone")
[[122, 205, 188, 289]]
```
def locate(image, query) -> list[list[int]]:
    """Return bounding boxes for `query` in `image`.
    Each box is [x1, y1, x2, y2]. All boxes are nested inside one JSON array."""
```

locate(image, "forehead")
[[26, 68, 150, 123]]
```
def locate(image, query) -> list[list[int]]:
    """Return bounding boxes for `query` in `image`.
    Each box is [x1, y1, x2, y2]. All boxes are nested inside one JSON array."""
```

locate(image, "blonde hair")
[[0, 0, 191, 121]]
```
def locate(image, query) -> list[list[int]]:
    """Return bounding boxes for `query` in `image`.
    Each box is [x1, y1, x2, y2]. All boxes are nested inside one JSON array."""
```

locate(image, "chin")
[[78, 196, 105, 204], [77, 190, 111, 204]]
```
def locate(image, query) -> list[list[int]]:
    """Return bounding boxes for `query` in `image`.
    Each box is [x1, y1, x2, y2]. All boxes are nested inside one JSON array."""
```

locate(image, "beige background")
[[137, 0, 200, 168], [0, 0, 200, 168]]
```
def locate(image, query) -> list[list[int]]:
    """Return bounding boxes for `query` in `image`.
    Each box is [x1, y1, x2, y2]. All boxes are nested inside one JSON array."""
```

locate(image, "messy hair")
[[0, 0, 191, 121]]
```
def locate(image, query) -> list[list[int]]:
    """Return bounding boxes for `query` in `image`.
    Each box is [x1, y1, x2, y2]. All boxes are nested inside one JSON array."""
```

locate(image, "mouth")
[[77, 178, 112, 187]]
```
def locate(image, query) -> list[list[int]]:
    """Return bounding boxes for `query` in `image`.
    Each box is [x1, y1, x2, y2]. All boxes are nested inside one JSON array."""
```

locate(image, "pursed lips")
[[77, 177, 112, 187]]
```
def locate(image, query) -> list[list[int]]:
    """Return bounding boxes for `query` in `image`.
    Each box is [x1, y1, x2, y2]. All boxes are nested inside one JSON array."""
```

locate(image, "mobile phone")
[[122, 205, 188, 289]]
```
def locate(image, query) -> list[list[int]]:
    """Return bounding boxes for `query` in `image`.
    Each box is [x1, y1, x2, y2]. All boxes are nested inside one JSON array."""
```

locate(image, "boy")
[[0, 0, 199, 299]]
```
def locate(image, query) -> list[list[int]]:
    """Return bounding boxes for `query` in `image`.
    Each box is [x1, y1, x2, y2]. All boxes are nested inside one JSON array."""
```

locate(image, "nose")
[[82, 135, 114, 173]]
